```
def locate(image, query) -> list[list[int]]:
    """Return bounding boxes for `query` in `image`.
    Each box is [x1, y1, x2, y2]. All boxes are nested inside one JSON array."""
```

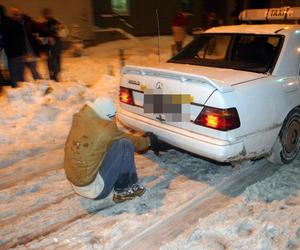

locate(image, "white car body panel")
[[118, 24, 300, 162], [119, 109, 245, 162]]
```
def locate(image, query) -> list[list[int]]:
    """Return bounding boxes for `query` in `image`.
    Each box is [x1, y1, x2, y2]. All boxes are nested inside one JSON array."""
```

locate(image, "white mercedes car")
[[118, 7, 300, 165]]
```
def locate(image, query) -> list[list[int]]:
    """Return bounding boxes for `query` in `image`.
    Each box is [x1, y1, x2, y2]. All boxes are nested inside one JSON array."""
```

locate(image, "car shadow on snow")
[[242, 155, 300, 203], [79, 143, 300, 217], [78, 144, 233, 217]]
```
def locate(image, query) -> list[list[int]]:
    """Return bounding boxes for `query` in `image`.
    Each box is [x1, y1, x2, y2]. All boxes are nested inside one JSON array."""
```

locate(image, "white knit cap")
[[86, 97, 116, 120]]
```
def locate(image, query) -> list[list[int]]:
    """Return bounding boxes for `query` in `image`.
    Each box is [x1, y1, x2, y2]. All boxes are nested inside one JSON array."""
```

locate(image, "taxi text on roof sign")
[[239, 7, 300, 21]]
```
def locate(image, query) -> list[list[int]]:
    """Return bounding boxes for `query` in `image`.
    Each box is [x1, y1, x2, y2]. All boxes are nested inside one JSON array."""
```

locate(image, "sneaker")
[[113, 184, 146, 203]]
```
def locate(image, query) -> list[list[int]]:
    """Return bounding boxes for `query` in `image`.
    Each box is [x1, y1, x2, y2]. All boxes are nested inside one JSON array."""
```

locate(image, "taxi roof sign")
[[239, 7, 300, 21]]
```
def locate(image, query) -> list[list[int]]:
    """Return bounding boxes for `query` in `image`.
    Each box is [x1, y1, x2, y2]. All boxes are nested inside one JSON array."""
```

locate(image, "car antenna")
[[155, 9, 161, 64]]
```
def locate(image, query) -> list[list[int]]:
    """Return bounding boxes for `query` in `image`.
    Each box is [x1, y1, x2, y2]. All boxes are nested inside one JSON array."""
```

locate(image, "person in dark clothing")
[[204, 12, 223, 30], [42, 8, 62, 82], [0, 5, 10, 86], [3, 13, 25, 82], [22, 14, 44, 80], [172, 10, 189, 53], [0, 6, 5, 85], [2, 8, 45, 83]]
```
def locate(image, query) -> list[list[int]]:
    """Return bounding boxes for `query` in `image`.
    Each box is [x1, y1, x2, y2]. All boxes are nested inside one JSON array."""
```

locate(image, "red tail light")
[[194, 107, 240, 131], [120, 87, 134, 105]]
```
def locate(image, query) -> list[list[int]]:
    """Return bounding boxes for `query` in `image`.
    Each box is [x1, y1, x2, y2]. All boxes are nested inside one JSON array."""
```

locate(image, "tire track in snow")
[[120, 160, 280, 249], [0, 147, 64, 190], [0, 191, 74, 228], [0, 144, 64, 169], [0, 193, 115, 249]]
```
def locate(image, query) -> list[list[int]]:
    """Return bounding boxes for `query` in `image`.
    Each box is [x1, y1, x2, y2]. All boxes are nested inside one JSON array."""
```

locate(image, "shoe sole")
[[113, 189, 146, 203]]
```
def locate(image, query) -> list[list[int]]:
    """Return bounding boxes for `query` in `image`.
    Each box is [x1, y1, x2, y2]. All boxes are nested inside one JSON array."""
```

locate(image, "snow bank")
[[0, 74, 119, 169]]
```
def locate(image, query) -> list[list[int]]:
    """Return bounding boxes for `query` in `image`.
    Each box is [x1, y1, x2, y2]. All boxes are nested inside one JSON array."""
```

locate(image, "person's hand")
[[144, 132, 160, 155]]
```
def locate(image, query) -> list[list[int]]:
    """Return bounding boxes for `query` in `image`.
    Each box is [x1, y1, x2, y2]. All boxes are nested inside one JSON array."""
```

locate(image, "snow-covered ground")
[[0, 36, 299, 250]]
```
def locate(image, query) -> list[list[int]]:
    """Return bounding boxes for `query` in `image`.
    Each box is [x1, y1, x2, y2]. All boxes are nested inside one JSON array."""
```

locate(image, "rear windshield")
[[168, 34, 283, 73]]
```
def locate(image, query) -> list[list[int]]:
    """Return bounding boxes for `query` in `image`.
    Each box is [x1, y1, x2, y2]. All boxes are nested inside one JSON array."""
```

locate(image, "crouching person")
[[64, 97, 156, 203]]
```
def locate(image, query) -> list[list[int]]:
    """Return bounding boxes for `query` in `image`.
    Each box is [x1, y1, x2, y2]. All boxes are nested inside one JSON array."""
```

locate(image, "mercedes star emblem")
[[156, 82, 163, 89]]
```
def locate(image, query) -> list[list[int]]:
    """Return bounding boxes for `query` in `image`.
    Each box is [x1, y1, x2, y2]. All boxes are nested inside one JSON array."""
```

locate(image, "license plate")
[[144, 89, 191, 122]]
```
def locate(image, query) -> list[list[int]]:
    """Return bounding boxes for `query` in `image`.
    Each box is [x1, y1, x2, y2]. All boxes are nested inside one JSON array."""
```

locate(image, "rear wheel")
[[267, 108, 300, 165]]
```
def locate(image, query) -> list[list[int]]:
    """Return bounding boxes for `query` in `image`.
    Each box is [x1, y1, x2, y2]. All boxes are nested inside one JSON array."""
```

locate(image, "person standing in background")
[[3, 8, 45, 83], [172, 9, 189, 53], [0, 5, 8, 86], [42, 8, 62, 82], [204, 12, 223, 30], [2, 8, 26, 84], [21, 11, 43, 81]]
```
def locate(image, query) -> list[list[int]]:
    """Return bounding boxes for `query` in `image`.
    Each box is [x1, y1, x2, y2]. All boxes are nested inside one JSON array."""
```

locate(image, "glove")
[[144, 132, 160, 155]]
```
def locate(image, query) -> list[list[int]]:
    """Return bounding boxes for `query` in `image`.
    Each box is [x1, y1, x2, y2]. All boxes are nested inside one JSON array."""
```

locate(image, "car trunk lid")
[[119, 64, 263, 132]]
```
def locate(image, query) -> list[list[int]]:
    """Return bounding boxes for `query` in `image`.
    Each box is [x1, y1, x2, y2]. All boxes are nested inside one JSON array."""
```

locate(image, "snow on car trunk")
[[161, 62, 267, 86]]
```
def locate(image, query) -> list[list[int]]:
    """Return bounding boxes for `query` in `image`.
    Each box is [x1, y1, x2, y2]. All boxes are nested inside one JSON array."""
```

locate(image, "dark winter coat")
[[43, 17, 62, 54], [64, 105, 149, 187], [2, 15, 48, 58], [0, 6, 8, 51], [0, 26, 4, 51], [44, 17, 60, 38]]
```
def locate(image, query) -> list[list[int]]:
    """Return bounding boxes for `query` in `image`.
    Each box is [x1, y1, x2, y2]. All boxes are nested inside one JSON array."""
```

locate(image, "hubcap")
[[283, 119, 300, 157]]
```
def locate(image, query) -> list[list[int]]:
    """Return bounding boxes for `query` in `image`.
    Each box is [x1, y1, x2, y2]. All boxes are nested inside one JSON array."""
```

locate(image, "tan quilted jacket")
[[64, 105, 149, 186]]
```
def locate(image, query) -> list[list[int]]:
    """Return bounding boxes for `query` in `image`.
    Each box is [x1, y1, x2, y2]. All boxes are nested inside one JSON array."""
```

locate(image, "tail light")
[[194, 107, 240, 131], [120, 87, 134, 105]]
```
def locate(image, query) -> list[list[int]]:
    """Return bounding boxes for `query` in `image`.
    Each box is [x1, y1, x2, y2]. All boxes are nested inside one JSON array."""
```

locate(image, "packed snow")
[[0, 36, 299, 250]]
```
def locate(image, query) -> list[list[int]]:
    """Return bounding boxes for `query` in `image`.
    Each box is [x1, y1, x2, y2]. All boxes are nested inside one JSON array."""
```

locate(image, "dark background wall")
[[93, 0, 300, 36], [93, 0, 225, 36], [94, 0, 184, 36]]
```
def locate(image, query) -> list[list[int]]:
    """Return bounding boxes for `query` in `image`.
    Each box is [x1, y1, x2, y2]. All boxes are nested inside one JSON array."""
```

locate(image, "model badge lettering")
[[128, 80, 140, 86]]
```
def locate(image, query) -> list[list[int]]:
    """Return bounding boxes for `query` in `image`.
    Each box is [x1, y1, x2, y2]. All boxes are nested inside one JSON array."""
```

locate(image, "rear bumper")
[[118, 109, 245, 162]]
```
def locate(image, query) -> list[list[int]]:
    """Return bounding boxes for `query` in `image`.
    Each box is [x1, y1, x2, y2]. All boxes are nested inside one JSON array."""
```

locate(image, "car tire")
[[267, 107, 300, 165]]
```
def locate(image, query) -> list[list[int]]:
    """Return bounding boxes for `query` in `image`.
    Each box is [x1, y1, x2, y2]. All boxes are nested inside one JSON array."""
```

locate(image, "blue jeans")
[[97, 138, 138, 199], [25, 61, 41, 80], [48, 41, 62, 81], [8, 57, 41, 82]]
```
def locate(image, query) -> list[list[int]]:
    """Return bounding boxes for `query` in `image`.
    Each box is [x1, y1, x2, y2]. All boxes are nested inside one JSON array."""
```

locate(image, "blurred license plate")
[[143, 90, 191, 122]]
